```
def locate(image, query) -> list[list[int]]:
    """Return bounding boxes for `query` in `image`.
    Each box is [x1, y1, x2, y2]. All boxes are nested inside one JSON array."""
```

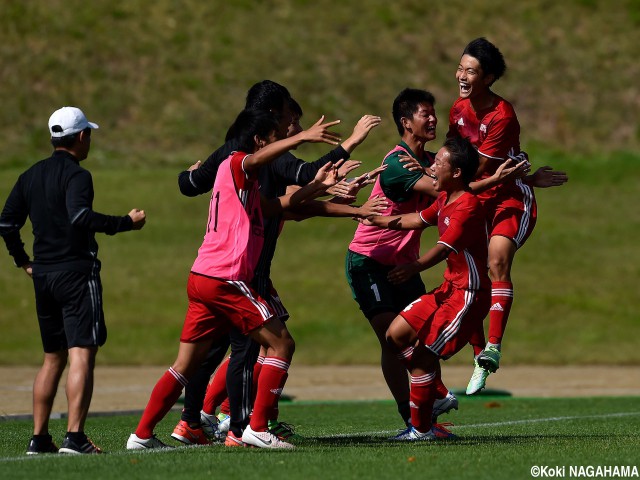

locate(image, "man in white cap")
[[0, 106, 147, 454]]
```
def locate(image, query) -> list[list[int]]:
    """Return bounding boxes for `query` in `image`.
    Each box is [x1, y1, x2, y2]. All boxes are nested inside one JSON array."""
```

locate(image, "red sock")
[[135, 368, 187, 439], [409, 371, 436, 433], [250, 357, 289, 432], [203, 356, 230, 415], [396, 346, 414, 369], [251, 355, 265, 403], [434, 367, 449, 400], [468, 325, 486, 357], [488, 281, 513, 344]]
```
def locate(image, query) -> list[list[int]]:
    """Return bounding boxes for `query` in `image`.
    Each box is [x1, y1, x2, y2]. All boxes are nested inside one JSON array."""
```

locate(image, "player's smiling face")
[[432, 147, 457, 192], [456, 54, 491, 100], [405, 103, 437, 142]]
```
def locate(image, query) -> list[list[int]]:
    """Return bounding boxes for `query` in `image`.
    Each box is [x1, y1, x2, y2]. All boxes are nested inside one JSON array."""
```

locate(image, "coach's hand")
[[22, 263, 33, 278], [128, 209, 147, 230]]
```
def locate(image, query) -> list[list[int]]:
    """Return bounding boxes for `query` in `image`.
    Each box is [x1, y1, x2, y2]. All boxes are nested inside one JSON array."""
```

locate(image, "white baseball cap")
[[48, 106, 99, 138]]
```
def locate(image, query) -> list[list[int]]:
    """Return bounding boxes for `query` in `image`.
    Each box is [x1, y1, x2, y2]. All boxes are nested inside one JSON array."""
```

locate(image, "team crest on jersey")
[[444, 216, 450, 226], [480, 124, 487, 133], [457, 117, 464, 126]]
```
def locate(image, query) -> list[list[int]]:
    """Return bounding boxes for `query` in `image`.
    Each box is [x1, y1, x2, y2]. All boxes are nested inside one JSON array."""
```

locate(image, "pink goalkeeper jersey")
[[191, 151, 264, 281], [349, 145, 433, 265]]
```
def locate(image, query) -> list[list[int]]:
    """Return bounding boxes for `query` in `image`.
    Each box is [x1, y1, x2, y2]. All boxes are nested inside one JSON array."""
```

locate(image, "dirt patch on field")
[[1, 365, 638, 418]]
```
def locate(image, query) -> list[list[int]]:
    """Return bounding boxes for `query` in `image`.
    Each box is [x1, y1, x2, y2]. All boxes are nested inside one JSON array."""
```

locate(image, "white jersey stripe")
[[227, 280, 273, 320], [514, 179, 534, 247]]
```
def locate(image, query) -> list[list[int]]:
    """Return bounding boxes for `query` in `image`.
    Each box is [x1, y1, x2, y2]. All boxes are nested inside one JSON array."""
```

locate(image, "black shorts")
[[345, 250, 427, 320], [32, 267, 107, 353]]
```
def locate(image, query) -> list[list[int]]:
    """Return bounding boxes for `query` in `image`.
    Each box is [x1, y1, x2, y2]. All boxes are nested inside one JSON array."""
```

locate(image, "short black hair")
[[462, 37, 506, 84], [245, 80, 291, 113], [392, 88, 435, 136], [289, 97, 303, 117], [442, 136, 479, 185], [50, 127, 90, 148], [225, 109, 280, 152]]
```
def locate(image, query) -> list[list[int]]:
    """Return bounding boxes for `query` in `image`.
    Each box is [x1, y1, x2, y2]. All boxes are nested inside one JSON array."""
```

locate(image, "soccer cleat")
[[477, 346, 501, 373], [216, 412, 230, 434], [26, 435, 58, 455], [58, 434, 102, 454], [466, 360, 490, 395], [224, 430, 245, 447], [171, 420, 211, 445], [432, 392, 459, 422], [241, 425, 295, 449], [126, 433, 173, 450], [390, 426, 436, 441], [432, 422, 457, 439], [200, 410, 223, 441], [267, 420, 298, 440]]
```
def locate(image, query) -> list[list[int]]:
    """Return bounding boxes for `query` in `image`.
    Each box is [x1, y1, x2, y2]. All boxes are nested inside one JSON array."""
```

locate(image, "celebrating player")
[[447, 38, 568, 394], [127, 109, 344, 450], [360, 136, 489, 440]]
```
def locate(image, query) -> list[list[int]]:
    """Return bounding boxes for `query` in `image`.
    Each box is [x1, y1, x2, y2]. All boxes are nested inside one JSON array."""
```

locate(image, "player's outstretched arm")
[[357, 211, 424, 230], [244, 116, 342, 173], [387, 243, 451, 285], [340, 115, 382, 153], [525, 166, 569, 188]]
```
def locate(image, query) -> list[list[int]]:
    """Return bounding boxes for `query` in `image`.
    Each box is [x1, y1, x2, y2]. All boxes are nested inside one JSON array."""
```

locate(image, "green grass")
[[0, 0, 639, 169], [1, 148, 639, 366], [1, 397, 638, 479]]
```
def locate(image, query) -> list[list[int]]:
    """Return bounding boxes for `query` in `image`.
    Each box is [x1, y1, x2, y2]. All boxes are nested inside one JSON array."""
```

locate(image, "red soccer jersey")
[[419, 192, 490, 291], [448, 95, 522, 200]]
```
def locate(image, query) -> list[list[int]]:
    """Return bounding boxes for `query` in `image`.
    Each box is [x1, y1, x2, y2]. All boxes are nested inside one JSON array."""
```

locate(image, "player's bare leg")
[[370, 311, 411, 425]]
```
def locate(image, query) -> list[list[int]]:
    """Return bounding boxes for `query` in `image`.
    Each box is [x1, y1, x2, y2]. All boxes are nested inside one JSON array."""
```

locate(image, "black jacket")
[[0, 150, 133, 274]]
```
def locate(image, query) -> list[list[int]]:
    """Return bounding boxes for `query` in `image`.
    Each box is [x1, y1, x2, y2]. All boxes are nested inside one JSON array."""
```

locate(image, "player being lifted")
[[447, 38, 568, 394]]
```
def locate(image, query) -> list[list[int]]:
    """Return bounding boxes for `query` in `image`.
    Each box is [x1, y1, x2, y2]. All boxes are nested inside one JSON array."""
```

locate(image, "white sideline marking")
[[1, 411, 638, 461], [319, 411, 640, 438]]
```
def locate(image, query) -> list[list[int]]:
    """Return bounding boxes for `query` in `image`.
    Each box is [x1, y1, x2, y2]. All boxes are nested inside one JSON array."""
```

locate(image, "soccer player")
[[0, 107, 146, 454], [174, 81, 382, 447], [447, 38, 568, 394], [127, 109, 352, 450], [359, 136, 489, 440], [346, 88, 527, 428]]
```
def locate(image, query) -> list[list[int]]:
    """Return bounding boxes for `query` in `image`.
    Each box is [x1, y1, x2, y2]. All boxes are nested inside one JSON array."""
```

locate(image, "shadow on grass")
[[301, 433, 631, 448]]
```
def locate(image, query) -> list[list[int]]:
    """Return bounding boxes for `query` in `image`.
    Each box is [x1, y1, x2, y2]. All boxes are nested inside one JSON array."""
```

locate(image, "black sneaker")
[[58, 434, 103, 454], [26, 435, 59, 455]]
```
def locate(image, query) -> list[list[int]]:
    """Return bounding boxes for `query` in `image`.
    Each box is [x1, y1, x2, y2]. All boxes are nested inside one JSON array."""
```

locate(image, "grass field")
[[1, 149, 639, 366], [0, 397, 638, 479]]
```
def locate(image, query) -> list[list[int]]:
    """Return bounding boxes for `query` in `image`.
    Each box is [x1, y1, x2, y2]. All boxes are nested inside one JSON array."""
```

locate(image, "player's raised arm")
[[244, 116, 342, 173]]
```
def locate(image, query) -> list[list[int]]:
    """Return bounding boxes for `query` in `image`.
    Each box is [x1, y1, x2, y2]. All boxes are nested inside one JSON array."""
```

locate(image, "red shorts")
[[484, 180, 537, 248], [400, 281, 490, 359], [181, 273, 274, 343]]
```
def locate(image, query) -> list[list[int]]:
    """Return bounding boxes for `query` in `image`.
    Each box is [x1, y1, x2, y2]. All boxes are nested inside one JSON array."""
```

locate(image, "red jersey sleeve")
[[229, 151, 257, 195], [419, 200, 439, 225]]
